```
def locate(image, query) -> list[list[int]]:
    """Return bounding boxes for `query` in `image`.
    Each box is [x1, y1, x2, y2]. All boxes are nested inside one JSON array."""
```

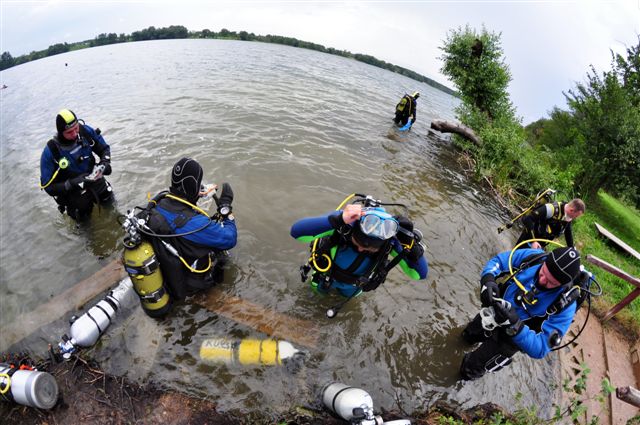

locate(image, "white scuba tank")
[[66, 278, 134, 349], [322, 382, 411, 425], [0, 364, 59, 409]]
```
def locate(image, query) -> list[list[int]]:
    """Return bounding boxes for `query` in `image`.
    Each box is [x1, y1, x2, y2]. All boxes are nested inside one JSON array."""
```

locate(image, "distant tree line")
[[0, 25, 456, 96]]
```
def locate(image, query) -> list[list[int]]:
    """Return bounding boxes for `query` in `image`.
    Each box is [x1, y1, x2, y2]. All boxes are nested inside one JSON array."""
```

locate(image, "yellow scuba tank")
[[122, 239, 172, 318], [199, 338, 305, 366]]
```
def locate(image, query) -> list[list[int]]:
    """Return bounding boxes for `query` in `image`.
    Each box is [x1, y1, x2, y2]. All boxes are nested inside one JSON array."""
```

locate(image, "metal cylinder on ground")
[[59, 278, 134, 357], [322, 382, 411, 425], [0, 363, 59, 409]]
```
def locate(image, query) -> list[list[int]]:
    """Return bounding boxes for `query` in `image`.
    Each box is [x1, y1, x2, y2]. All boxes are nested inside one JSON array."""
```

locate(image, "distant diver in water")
[[394, 92, 420, 127]]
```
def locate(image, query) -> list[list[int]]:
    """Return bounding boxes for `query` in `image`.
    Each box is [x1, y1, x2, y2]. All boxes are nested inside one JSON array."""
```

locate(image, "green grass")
[[572, 190, 640, 337]]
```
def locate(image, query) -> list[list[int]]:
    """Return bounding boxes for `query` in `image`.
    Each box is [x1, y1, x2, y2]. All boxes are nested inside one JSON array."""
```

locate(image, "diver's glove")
[[99, 155, 112, 176], [215, 182, 234, 216], [360, 273, 385, 292], [493, 302, 523, 337], [480, 274, 500, 308], [64, 173, 89, 191]]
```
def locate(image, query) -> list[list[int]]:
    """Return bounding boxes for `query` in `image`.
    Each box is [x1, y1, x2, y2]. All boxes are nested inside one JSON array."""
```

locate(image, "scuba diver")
[[122, 157, 237, 317], [515, 198, 585, 249], [39, 109, 114, 221], [393, 92, 420, 127], [291, 194, 428, 310], [459, 246, 598, 381]]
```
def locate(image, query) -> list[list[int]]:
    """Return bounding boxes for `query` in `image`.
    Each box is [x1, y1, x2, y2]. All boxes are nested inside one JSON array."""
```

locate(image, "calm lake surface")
[[0, 39, 558, 418]]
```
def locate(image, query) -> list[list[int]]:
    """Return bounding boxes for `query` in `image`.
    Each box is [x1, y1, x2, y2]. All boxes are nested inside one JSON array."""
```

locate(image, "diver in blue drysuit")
[[143, 157, 237, 302], [291, 203, 428, 297], [460, 246, 588, 380], [39, 109, 113, 221]]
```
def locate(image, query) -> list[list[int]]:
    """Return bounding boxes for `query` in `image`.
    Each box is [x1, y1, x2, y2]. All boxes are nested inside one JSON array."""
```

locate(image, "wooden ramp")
[[193, 290, 319, 348], [594, 222, 640, 261], [1, 259, 319, 350], [0, 259, 127, 350]]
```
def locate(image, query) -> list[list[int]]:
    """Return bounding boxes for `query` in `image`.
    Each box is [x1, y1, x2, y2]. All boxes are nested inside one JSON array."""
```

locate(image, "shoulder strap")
[[47, 138, 61, 162]]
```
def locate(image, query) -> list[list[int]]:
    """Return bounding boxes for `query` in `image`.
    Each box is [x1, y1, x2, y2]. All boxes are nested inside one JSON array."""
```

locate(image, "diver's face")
[[62, 122, 80, 140], [350, 236, 380, 253], [538, 263, 563, 289]]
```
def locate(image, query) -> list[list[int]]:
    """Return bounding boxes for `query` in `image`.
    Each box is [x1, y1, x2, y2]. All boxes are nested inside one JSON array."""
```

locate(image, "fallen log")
[[430, 119, 481, 146]]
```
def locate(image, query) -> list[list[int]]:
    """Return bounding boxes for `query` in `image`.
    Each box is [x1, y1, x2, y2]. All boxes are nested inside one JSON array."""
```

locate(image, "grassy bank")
[[570, 191, 640, 338]]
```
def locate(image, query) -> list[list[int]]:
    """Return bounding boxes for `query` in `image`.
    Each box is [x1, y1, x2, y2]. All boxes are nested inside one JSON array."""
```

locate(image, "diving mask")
[[359, 208, 398, 240]]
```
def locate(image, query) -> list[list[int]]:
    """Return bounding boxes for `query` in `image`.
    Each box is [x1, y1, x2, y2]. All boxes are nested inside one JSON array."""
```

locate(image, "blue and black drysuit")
[[39, 123, 112, 220], [291, 211, 428, 297], [460, 248, 577, 380], [145, 195, 237, 301]]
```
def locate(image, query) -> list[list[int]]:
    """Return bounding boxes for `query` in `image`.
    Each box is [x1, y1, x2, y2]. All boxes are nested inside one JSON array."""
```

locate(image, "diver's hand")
[[341, 204, 362, 225], [64, 173, 89, 191]]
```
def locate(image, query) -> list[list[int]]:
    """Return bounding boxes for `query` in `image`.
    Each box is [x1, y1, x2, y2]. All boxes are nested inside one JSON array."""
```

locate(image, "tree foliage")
[[528, 37, 640, 206], [439, 25, 514, 121]]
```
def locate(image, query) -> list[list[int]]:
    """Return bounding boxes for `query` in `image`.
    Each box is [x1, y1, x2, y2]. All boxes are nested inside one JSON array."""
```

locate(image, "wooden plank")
[[602, 288, 640, 322], [1, 259, 319, 351], [594, 222, 640, 261], [194, 290, 319, 349], [0, 259, 127, 349], [586, 254, 640, 288]]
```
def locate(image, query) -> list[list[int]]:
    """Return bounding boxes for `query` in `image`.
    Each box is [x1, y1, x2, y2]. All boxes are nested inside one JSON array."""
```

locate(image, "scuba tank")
[[58, 278, 134, 358], [123, 239, 172, 318], [497, 188, 557, 233], [122, 208, 172, 318], [0, 363, 59, 409], [199, 338, 306, 366], [322, 382, 411, 425]]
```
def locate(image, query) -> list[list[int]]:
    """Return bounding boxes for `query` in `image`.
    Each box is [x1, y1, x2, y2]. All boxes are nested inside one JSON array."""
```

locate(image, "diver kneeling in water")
[[460, 246, 597, 380], [291, 195, 428, 308], [123, 157, 237, 317]]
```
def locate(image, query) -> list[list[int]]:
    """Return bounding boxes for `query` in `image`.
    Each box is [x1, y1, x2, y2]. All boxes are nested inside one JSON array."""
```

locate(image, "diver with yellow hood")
[[39, 109, 114, 221]]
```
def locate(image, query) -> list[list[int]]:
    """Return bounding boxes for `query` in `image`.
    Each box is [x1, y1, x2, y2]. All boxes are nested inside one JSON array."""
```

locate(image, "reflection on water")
[[0, 39, 559, 416]]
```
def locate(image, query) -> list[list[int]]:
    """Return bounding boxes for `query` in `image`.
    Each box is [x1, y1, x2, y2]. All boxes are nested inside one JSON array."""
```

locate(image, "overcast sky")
[[1, 0, 638, 123]]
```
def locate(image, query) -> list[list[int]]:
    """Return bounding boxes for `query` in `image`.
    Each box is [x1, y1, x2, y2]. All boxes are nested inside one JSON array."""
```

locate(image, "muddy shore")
[[1, 353, 511, 425]]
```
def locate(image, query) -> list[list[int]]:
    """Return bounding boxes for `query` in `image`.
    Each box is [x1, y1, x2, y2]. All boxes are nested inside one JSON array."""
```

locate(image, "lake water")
[[0, 39, 558, 418]]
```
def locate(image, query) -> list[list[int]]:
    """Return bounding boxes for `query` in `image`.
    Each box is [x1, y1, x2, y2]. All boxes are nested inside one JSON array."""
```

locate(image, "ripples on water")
[[0, 39, 558, 416]]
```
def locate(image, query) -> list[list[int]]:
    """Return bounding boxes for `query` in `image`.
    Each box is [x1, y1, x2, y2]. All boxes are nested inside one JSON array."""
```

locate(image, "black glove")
[[396, 216, 415, 247], [493, 302, 523, 336], [360, 273, 385, 292], [406, 241, 425, 263], [215, 182, 234, 215], [99, 156, 112, 176], [480, 274, 499, 307], [64, 173, 89, 191]]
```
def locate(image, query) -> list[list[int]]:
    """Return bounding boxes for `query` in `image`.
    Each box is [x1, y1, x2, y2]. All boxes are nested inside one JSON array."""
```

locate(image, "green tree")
[[439, 24, 514, 121], [565, 37, 640, 205], [0, 51, 14, 70]]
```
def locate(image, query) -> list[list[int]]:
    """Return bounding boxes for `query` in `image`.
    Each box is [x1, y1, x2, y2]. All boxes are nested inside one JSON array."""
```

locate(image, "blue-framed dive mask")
[[359, 208, 399, 240]]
